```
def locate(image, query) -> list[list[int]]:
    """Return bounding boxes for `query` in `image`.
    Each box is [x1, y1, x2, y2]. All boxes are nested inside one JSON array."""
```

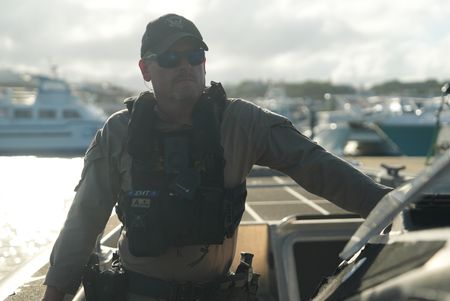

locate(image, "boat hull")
[[378, 123, 435, 156], [0, 120, 102, 156]]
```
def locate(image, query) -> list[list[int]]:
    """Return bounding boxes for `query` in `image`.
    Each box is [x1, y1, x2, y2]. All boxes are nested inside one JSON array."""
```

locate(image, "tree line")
[[224, 79, 448, 100]]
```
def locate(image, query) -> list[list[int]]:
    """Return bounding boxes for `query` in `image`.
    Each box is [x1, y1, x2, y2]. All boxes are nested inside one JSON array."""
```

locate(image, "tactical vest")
[[117, 82, 247, 257]]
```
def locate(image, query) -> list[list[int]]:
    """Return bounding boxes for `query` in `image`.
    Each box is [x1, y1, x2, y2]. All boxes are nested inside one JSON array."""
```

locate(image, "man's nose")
[[178, 56, 192, 68]]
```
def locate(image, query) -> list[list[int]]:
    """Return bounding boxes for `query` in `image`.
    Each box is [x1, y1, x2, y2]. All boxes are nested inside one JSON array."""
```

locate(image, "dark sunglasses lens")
[[157, 49, 205, 68], [187, 49, 205, 66], [157, 52, 180, 68]]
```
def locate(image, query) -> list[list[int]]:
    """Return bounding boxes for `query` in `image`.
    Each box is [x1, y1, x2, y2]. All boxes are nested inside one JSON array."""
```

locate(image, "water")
[[0, 156, 83, 282]]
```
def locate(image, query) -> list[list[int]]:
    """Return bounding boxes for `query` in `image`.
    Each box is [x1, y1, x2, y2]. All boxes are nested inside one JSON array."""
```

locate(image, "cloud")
[[200, 0, 450, 85], [1, 0, 450, 91]]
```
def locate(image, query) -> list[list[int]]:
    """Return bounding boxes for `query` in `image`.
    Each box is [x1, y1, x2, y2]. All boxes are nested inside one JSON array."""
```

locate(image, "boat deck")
[[2, 157, 428, 301]]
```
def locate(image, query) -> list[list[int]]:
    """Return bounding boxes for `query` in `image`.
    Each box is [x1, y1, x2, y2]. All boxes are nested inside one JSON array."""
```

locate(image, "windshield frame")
[[339, 150, 450, 260]]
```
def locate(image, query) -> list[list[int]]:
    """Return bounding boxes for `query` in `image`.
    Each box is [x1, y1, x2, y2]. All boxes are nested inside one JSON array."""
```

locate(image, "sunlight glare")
[[0, 156, 83, 280]]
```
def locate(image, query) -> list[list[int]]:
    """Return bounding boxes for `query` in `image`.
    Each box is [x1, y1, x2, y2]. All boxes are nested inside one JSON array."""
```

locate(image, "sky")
[[1, 0, 450, 92]]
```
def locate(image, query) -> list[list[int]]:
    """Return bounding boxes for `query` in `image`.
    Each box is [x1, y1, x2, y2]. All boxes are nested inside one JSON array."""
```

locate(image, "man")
[[43, 13, 391, 301]]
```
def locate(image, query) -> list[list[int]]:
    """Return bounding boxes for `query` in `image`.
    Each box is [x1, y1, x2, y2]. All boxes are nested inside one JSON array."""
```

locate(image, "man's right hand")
[[42, 286, 65, 301]]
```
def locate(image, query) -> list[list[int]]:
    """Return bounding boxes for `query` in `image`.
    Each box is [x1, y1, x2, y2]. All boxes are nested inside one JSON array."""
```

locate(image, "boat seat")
[[268, 214, 363, 301]]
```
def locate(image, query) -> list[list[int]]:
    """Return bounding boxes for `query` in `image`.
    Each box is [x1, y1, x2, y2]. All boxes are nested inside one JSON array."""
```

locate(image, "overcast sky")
[[1, 0, 450, 91]]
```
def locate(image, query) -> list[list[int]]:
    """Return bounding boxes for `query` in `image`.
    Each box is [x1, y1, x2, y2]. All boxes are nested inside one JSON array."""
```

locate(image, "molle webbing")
[[120, 83, 247, 257], [126, 91, 158, 160]]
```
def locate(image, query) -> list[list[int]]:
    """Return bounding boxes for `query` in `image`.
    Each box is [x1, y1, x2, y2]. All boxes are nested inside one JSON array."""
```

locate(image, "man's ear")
[[138, 59, 151, 82]]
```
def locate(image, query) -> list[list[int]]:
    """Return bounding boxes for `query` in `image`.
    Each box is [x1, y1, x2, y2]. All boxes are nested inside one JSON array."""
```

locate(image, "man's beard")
[[171, 83, 203, 104]]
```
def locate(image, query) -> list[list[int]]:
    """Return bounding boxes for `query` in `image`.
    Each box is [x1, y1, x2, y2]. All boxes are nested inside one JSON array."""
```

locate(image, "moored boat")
[[0, 76, 106, 156]]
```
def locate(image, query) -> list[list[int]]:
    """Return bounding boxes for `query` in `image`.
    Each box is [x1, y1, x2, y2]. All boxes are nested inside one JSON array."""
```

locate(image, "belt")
[[126, 270, 219, 301]]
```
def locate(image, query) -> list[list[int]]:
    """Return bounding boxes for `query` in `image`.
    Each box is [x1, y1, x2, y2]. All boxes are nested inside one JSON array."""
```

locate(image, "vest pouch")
[[198, 186, 226, 244], [164, 191, 201, 246], [168, 168, 201, 201], [164, 188, 224, 246], [82, 253, 127, 301], [125, 191, 168, 257]]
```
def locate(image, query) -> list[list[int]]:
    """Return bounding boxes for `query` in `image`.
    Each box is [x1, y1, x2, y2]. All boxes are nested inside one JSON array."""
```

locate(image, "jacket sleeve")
[[254, 110, 392, 218], [44, 119, 121, 294]]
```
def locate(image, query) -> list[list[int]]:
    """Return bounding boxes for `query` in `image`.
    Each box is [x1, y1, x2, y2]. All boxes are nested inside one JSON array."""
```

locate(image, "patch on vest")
[[131, 197, 152, 208], [128, 190, 157, 208]]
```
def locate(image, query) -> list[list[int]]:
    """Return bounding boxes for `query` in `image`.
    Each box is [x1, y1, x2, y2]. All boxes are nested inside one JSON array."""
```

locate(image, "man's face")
[[142, 38, 206, 109]]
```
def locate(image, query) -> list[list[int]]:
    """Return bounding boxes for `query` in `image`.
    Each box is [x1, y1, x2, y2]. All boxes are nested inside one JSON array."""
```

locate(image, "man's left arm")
[[255, 115, 392, 218]]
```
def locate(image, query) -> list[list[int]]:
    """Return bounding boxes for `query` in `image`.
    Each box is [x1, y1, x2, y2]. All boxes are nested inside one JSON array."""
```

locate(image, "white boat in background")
[[0, 76, 106, 155], [253, 85, 311, 132]]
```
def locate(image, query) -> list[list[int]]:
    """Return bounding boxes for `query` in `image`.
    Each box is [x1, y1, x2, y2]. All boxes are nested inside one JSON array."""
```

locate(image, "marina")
[[0, 74, 449, 300], [3, 2, 450, 299]]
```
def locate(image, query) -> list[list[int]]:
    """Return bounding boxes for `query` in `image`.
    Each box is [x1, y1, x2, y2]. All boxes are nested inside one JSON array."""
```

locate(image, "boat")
[[66, 155, 445, 301], [373, 97, 443, 156], [253, 85, 311, 132], [313, 122, 402, 157], [0, 76, 106, 155], [0, 155, 433, 301], [316, 95, 450, 156]]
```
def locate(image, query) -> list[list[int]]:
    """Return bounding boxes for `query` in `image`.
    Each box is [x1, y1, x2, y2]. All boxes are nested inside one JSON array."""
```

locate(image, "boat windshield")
[[339, 149, 450, 260]]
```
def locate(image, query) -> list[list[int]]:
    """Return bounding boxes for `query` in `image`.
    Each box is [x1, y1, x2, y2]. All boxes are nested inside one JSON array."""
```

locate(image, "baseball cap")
[[141, 13, 209, 58]]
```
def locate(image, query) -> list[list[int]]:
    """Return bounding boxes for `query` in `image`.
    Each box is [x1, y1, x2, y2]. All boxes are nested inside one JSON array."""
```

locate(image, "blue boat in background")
[[315, 96, 450, 157]]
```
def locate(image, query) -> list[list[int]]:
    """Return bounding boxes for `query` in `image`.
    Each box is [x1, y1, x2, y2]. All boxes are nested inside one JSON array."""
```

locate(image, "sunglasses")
[[146, 49, 206, 68]]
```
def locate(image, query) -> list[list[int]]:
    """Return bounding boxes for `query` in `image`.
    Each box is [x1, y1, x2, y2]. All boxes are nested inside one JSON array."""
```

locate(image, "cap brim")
[[146, 32, 208, 57]]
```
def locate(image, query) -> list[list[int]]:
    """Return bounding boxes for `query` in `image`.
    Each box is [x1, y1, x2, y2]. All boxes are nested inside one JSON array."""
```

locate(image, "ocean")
[[0, 156, 84, 283]]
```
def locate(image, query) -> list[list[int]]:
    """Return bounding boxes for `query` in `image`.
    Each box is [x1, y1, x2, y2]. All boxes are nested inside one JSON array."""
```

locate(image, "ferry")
[[0, 76, 106, 155]]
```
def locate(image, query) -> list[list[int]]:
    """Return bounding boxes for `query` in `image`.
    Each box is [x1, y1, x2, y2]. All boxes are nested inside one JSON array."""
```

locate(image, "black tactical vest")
[[117, 82, 247, 257]]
